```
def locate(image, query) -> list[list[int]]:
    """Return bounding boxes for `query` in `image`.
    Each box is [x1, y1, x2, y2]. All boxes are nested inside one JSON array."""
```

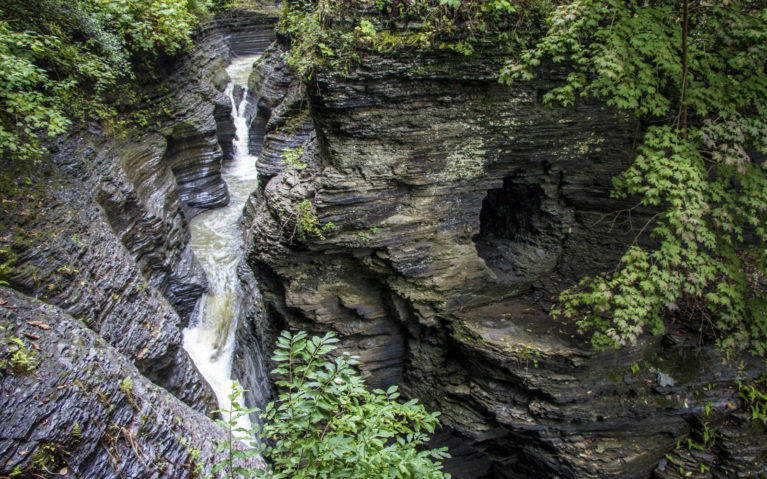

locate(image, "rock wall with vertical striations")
[[241, 41, 767, 478]]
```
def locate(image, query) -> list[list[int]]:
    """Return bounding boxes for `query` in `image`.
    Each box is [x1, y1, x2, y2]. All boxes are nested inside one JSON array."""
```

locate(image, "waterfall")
[[183, 55, 262, 432]]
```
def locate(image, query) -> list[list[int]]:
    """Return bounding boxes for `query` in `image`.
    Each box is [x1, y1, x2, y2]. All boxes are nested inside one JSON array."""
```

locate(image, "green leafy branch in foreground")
[[506, 0, 767, 355], [214, 330, 450, 478]]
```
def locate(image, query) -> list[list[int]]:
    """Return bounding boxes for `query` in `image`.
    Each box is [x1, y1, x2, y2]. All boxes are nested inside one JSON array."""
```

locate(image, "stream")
[[183, 55, 262, 427]]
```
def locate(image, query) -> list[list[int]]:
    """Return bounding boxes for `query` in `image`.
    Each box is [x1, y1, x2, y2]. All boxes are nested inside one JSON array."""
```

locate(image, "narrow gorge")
[[0, 2, 765, 479]]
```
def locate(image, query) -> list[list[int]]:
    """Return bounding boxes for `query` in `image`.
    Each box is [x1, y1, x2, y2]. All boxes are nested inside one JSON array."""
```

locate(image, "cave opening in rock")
[[473, 177, 546, 282]]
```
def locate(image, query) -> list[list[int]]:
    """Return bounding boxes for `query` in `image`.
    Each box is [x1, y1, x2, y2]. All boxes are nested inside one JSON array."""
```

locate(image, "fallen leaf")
[[31, 342, 41, 351], [17, 209, 30, 216], [0, 298, 6, 305], [23, 332, 40, 340], [27, 321, 51, 330]]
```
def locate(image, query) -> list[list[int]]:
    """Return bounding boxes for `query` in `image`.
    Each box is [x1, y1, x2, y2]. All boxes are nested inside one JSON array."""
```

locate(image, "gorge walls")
[[0, 8, 277, 478], [241, 42, 767, 478]]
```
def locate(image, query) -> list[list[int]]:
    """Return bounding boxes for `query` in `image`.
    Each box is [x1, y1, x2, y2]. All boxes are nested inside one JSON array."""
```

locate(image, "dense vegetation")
[[0, 0, 209, 160], [277, 0, 552, 78], [215, 331, 450, 478], [277, 0, 767, 358], [512, 0, 767, 357]]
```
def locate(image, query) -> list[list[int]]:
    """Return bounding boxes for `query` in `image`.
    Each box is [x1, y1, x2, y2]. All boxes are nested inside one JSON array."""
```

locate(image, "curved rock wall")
[[0, 6, 279, 477], [0, 287, 263, 478], [211, 9, 278, 164], [241, 43, 767, 478], [1, 132, 215, 411]]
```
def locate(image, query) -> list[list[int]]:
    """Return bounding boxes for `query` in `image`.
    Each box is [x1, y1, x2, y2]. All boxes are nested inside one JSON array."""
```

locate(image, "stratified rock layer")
[[1, 132, 215, 412], [0, 7, 279, 476], [0, 287, 263, 479], [242, 42, 767, 478]]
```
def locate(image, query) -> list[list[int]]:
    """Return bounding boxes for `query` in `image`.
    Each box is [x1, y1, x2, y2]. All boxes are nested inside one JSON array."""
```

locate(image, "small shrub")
[[284, 199, 334, 242], [214, 331, 451, 478], [119, 376, 133, 395], [737, 376, 767, 423]]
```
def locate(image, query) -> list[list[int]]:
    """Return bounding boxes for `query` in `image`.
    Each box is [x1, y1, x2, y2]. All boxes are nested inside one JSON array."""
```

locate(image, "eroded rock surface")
[[0, 6, 281, 478], [1, 133, 215, 411], [0, 287, 264, 479], [241, 42, 767, 478], [0, 2, 280, 450]]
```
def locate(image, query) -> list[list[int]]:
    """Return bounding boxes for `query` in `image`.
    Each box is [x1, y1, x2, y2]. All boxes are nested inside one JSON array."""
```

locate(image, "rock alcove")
[[473, 176, 556, 284]]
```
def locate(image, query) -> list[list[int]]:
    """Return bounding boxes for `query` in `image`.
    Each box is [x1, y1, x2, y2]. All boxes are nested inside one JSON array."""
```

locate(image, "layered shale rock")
[[0, 133, 215, 412], [0, 6, 278, 477], [0, 287, 263, 478], [211, 8, 278, 163], [0, 5, 278, 417], [241, 42, 767, 478]]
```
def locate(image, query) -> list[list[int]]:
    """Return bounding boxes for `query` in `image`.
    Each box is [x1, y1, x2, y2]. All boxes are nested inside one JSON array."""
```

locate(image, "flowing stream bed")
[[183, 55, 261, 424]]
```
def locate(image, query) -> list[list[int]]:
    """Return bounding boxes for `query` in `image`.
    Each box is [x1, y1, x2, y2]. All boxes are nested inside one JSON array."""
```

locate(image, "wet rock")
[[0, 287, 263, 479], [0, 137, 215, 412], [0, 7, 280, 415], [241, 40, 767, 478], [657, 372, 675, 388], [218, 8, 279, 56], [0, 7, 279, 476], [213, 9, 278, 162]]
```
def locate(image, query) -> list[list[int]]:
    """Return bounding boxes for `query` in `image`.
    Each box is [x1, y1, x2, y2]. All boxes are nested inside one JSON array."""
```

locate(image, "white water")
[[183, 55, 261, 432]]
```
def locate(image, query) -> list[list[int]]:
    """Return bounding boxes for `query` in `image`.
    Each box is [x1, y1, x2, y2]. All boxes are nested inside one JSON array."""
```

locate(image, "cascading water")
[[183, 55, 262, 428]]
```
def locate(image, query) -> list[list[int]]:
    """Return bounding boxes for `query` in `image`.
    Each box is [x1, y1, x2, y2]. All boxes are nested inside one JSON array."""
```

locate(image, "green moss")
[[278, 0, 550, 80]]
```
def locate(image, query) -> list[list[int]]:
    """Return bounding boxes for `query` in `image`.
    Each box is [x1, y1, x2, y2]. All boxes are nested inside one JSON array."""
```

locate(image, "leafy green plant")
[[120, 376, 133, 395], [214, 331, 450, 478], [0, 0, 208, 161], [512, 0, 767, 356], [281, 146, 307, 171], [281, 199, 335, 242], [212, 386, 261, 478], [737, 376, 767, 423], [278, 0, 548, 79], [357, 227, 379, 244], [2, 336, 37, 373], [31, 442, 68, 477]]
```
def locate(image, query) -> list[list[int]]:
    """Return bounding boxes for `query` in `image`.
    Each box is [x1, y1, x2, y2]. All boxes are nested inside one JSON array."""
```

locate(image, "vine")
[[508, 0, 767, 356]]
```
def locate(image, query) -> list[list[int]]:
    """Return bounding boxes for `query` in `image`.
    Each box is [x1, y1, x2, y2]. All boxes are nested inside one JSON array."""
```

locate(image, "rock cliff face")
[[241, 43, 767, 478], [2, 129, 215, 411], [0, 287, 263, 479], [212, 9, 279, 164], [0, 8, 278, 477]]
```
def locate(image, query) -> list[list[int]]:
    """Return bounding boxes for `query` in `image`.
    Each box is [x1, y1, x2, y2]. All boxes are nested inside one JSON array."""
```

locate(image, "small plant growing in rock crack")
[[1, 336, 37, 373], [213, 330, 451, 478], [281, 146, 306, 171], [119, 376, 140, 410], [737, 376, 767, 423], [71, 421, 82, 439], [357, 227, 379, 244], [26, 442, 70, 478], [279, 199, 335, 243], [119, 376, 133, 395]]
